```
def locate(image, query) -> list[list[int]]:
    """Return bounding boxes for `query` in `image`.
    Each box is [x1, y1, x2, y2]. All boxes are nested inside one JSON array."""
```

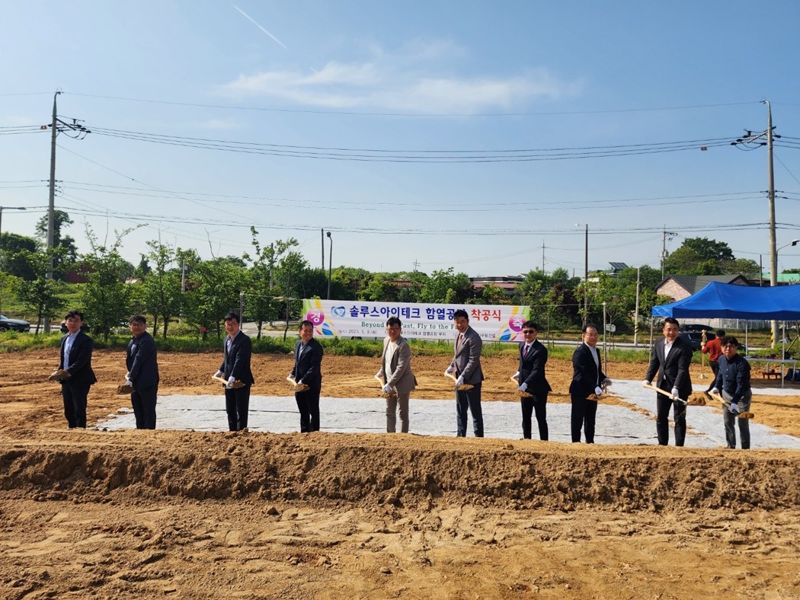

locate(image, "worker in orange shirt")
[[701, 329, 725, 396]]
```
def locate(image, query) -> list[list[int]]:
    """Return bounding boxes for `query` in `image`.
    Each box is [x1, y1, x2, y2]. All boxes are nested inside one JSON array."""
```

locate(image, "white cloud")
[[219, 41, 580, 114]]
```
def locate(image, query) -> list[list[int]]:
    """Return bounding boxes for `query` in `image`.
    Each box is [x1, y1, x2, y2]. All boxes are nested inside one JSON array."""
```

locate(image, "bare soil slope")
[[1, 349, 799, 599]]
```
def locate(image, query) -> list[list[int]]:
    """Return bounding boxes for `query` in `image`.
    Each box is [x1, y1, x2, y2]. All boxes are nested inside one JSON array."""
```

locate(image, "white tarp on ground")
[[97, 380, 800, 449]]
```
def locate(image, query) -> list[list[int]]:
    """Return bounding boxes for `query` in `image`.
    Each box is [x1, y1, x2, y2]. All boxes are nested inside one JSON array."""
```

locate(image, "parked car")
[[0, 314, 31, 332], [679, 324, 715, 351]]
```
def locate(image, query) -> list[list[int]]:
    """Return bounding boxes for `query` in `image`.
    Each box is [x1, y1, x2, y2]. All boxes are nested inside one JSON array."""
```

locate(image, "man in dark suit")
[[214, 312, 254, 431], [290, 319, 324, 432], [643, 317, 693, 446], [125, 314, 159, 429], [514, 320, 551, 440], [569, 323, 609, 443], [447, 309, 484, 437], [57, 310, 97, 428]]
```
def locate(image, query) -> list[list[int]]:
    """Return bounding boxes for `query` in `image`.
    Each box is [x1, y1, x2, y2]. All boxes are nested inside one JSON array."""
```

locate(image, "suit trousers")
[[656, 391, 687, 446], [521, 393, 548, 440], [131, 385, 158, 429], [570, 393, 598, 443], [62, 381, 90, 428], [225, 385, 251, 431], [705, 361, 720, 393], [456, 383, 483, 437], [722, 390, 751, 449], [295, 388, 321, 433], [386, 391, 410, 433]]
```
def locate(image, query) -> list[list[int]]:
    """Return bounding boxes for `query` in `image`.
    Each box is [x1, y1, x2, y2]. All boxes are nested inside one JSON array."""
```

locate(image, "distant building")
[[608, 262, 629, 275], [656, 274, 750, 302], [754, 273, 800, 285], [470, 276, 523, 296]]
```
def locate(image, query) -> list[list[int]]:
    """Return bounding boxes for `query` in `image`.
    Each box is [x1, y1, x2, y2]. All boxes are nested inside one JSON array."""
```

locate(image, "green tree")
[[244, 230, 298, 338], [140, 241, 182, 338], [517, 268, 580, 331], [184, 257, 247, 340], [418, 268, 472, 304], [0, 232, 38, 280], [331, 266, 373, 300], [662, 237, 756, 276], [273, 250, 311, 338], [35, 210, 78, 280], [15, 248, 66, 334], [477, 283, 511, 305], [81, 228, 137, 341], [362, 272, 402, 302]]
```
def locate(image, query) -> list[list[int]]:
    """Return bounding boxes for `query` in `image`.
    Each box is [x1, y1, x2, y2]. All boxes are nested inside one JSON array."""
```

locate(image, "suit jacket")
[[126, 331, 159, 390], [219, 331, 255, 385], [449, 326, 484, 385], [377, 336, 417, 394], [569, 342, 606, 397], [518, 339, 552, 395], [59, 330, 97, 386], [291, 338, 323, 391], [644, 336, 693, 398]]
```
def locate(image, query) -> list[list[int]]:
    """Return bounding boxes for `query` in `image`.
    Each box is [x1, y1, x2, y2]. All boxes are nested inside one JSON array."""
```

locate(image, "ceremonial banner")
[[301, 299, 530, 342]]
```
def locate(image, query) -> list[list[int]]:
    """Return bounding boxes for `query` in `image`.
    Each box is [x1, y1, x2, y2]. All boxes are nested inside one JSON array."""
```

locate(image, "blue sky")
[[2, 1, 800, 277]]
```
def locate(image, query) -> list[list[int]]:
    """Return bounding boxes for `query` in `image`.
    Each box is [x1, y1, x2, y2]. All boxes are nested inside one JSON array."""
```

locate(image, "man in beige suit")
[[376, 316, 416, 433]]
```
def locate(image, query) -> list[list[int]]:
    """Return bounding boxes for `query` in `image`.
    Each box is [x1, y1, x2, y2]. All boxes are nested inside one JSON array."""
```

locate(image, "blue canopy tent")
[[652, 282, 800, 384], [652, 281, 800, 320]]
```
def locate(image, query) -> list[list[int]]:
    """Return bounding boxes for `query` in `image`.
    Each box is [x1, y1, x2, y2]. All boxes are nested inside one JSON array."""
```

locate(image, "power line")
[[85, 125, 735, 162], [55, 205, 777, 236]]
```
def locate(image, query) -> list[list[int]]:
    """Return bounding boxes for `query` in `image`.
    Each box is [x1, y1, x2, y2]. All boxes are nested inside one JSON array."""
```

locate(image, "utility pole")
[[633, 266, 641, 347], [326, 231, 333, 299], [660, 228, 677, 280], [44, 91, 89, 332], [541, 241, 545, 274], [731, 101, 782, 347], [320, 228, 325, 272], [44, 91, 60, 334], [766, 100, 779, 348]]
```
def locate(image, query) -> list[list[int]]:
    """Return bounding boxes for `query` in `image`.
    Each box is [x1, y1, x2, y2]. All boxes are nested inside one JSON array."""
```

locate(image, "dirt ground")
[[1, 348, 800, 599]]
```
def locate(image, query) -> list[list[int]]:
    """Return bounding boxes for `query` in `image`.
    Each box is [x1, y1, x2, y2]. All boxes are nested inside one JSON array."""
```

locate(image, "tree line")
[[0, 212, 760, 339]]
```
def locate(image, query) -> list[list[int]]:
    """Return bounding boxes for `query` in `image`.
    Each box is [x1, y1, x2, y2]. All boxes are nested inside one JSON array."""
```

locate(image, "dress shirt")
[[385, 339, 398, 379], [664, 339, 674, 361], [63, 331, 79, 369]]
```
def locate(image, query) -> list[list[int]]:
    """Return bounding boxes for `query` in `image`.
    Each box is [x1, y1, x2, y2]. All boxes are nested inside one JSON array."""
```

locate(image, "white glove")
[[226, 375, 236, 389], [710, 388, 719, 395], [594, 386, 604, 396], [125, 375, 132, 385], [642, 380, 651, 387], [671, 387, 680, 400], [455, 375, 464, 387], [383, 383, 393, 394], [728, 402, 740, 415], [445, 365, 456, 375], [518, 382, 528, 392], [512, 371, 520, 381], [214, 370, 223, 378], [125, 371, 130, 379]]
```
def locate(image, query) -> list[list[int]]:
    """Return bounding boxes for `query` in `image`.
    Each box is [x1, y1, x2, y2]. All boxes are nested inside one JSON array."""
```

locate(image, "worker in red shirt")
[[701, 329, 725, 395]]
